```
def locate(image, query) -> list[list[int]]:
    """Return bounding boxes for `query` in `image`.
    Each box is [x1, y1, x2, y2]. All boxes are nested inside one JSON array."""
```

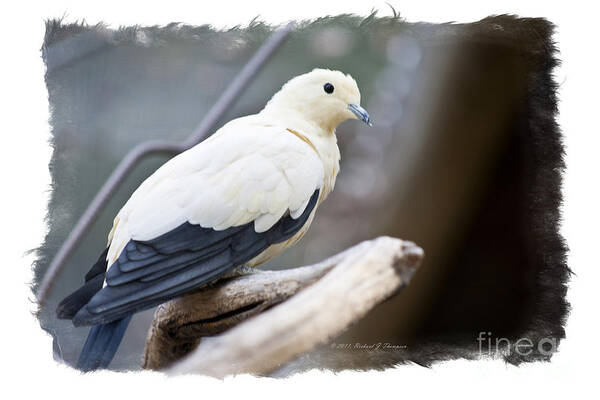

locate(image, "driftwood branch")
[[142, 236, 423, 376]]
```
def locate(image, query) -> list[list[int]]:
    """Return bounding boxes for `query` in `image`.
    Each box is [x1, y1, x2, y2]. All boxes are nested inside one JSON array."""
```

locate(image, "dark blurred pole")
[[37, 21, 296, 306]]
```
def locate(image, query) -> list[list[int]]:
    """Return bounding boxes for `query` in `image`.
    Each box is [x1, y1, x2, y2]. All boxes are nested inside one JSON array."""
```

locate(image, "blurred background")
[[36, 14, 568, 372]]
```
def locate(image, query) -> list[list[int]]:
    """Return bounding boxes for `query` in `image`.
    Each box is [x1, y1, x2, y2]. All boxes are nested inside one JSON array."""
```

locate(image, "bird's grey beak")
[[348, 104, 372, 126]]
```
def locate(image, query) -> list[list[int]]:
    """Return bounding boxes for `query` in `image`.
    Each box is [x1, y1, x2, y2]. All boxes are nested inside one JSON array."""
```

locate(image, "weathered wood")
[[142, 236, 423, 376]]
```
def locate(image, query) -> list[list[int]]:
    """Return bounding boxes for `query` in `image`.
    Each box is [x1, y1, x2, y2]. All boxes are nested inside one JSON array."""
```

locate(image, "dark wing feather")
[[71, 189, 320, 326], [56, 248, 109, 319]]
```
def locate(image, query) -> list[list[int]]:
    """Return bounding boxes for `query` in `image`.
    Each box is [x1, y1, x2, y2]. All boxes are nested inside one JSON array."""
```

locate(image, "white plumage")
[[106, 68, 369, 266], [108, 118, 326, 263]]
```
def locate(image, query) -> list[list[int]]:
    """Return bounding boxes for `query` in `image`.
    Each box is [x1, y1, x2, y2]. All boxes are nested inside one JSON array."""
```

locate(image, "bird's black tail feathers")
[[77, 315, 132, 372], [56, 248, 109, 320], [55, 248, 130, 371]]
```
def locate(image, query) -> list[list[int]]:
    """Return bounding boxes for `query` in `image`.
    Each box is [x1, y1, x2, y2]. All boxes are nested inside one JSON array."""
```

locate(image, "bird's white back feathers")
[[107, 115, 332, 263]]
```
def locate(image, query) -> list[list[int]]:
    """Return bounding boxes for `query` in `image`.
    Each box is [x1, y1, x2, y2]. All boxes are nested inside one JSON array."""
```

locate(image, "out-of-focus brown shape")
[[332, 17, 566, 368]]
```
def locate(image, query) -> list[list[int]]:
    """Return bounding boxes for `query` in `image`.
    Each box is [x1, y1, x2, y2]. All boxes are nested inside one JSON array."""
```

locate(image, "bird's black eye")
[[323, 83, 334, 94]]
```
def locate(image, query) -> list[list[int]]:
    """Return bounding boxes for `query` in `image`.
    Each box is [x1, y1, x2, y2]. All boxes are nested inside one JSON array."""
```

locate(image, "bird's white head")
[[262, 68, 372, 133]]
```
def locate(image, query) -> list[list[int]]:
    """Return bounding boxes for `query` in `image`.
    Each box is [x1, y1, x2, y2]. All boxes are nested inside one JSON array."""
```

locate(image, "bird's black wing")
[[70, 189, 319, 326]]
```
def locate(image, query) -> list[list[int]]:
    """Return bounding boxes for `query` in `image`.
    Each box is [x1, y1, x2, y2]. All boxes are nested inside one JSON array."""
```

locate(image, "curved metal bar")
[[37, 21, 296, 306]]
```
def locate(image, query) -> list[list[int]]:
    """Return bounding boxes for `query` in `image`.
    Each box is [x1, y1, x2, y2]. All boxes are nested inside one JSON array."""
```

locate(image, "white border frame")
[[3, 1, 597, 397]]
